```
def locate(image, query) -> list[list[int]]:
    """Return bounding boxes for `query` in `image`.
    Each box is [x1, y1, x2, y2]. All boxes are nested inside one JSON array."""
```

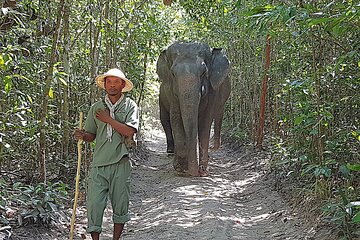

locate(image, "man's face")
[[104, 76, 126, 96]]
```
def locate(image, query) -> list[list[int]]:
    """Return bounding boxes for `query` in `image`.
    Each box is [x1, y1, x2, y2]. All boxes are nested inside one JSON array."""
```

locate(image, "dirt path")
[[83, 129, 332, 240], [8, 126, 333, 240]]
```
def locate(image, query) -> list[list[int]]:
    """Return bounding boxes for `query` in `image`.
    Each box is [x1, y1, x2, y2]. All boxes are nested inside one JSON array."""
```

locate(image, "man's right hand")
[[74, 129, 96, 142], [74, 129, 85, 140]]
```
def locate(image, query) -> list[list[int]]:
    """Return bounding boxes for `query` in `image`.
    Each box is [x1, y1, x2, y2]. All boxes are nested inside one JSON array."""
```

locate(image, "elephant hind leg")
[[210, 110, 225, 151], [160, 103, 174, 154], [160, 119, 174, 153]]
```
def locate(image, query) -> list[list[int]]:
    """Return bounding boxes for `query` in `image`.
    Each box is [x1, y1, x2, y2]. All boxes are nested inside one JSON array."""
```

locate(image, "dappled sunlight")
[[90, 132, 320, 239]]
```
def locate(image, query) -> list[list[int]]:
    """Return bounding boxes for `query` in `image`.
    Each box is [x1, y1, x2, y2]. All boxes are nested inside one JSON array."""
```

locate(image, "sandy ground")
[[7, 124, 334, 240], [73, 127, 334, 240]]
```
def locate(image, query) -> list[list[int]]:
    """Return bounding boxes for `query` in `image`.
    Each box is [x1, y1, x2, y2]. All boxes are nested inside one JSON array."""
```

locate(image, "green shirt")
[[84, 97, 139, 167]]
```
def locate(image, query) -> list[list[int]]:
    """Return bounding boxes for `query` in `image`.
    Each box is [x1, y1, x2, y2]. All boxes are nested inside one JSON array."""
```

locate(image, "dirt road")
[[90, 128, 332, 240]]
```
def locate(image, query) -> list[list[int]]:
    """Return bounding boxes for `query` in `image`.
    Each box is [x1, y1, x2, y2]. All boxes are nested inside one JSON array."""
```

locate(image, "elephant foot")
[[198, 165, 209, 177], [166, 142, 174, 154], [174, 166, 187, 173], [187, 168, 200, 177], [173, 160, 187, 174], [166, 148, 174, 155], [175, 170, 190, 177]]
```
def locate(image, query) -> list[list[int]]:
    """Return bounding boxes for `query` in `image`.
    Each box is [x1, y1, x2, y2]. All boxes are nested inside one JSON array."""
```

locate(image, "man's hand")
[[96, 108, 136, 138], [74, 129, 85, 140], [73, 129, 96, 142], [96, 109, 112, 123]]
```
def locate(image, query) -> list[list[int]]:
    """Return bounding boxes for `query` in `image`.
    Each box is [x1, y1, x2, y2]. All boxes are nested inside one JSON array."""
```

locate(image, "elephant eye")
[[200, 62, 208, 77], [201, 85, 206, 96]]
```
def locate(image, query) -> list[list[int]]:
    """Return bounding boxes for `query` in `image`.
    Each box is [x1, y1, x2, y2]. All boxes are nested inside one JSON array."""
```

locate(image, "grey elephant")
[[157, 41, 231, 176]]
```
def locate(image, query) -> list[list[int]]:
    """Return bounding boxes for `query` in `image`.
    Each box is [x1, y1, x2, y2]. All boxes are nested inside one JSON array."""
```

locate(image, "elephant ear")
[[156, 50, 171, 83], [209, 48, 230, 90]]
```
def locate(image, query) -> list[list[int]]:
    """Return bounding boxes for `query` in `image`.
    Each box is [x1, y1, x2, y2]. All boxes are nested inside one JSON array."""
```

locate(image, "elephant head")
[[157, 41, 230, 176]]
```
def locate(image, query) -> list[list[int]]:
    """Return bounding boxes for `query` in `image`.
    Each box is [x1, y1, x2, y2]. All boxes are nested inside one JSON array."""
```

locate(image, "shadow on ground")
[[87, 130, 334, 240]]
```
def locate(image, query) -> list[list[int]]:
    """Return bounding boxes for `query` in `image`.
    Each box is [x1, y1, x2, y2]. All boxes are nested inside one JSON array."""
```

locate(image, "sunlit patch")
[[96, 129, 311, 239], [249, 213, 270, 222]]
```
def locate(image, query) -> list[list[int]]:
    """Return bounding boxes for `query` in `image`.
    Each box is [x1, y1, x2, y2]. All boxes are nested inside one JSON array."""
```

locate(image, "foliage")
[[322, 188, 360, 239], [0, 179, 68, 226], [237, 1, 360, 238], [0, 0, 359, 236]]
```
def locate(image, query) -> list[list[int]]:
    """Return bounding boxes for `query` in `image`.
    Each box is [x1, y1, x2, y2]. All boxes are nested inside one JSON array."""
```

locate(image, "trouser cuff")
[[113, 213, 130, 224], [87, 225, 102, 233]]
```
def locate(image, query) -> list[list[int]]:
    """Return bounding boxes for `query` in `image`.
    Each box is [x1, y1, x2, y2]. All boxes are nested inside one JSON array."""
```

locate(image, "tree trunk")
[[256, 34, 271, 149], [61, 0, 70, 164], [104, 0, 111, 67], [38, 0, 65, 183], [89, 3, 101, 102], [313, 39, 324, 164], [137, 40, 149, 107]]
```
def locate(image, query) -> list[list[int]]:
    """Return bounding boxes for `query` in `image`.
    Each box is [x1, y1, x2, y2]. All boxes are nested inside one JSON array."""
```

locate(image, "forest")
[[0, 0, 359, 239]]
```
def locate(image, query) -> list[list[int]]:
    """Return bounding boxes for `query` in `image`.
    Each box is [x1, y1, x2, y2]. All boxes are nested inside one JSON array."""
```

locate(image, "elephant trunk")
[[177, 75, 201, 176]]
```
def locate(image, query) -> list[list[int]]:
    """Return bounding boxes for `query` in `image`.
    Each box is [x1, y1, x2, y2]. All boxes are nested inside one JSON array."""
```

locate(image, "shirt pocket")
[[115, 109, 127, 123]]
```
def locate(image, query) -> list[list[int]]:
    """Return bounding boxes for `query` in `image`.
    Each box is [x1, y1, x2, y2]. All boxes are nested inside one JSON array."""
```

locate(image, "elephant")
[[157, 41, 231, 176]]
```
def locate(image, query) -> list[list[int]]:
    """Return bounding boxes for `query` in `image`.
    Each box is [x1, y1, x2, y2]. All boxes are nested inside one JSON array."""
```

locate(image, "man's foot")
[[113, 223, 124, 240], [90, 232, 100, 240]]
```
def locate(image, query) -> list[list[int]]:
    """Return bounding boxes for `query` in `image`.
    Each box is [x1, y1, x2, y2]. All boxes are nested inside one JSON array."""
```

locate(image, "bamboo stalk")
[[69, 112, 83, 240], [256, 34, 271, 149]]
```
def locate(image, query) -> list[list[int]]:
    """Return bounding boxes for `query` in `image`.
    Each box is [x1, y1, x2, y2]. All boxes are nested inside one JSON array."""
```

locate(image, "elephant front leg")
[[173, 143, 188, 174], [171, 110, 190, 174]]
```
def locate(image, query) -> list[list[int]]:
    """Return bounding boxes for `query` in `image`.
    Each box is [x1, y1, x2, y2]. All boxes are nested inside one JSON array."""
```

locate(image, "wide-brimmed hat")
[[95, 68, 133, 92]]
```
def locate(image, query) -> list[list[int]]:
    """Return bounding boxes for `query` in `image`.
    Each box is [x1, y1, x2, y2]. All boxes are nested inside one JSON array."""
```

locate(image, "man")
[[74, 68, 139, 240]]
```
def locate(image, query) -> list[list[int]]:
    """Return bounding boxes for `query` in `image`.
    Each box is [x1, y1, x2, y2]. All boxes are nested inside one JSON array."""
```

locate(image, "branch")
[[69, 21, 90, 50]]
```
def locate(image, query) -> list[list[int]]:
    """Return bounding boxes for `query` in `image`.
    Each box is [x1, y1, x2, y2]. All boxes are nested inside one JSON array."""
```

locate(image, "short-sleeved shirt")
[[84, 97, 139, 167]]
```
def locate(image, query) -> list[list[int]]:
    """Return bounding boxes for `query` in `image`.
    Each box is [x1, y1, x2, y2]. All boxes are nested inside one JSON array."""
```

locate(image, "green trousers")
[[86, 157, 131, 233]]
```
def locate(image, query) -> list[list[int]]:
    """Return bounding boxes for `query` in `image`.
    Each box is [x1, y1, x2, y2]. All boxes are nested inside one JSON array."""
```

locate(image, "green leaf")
[[106, 19, 113, 25], [347, 163, 360, 171], [339, 165, 351, 178], [314, 166, 331, 178], [49, 88, 54, 99], [58, 77, 68, 86], [27, 95, 33, 104], [294, 115, 304, 125], [308, 17, 332, 26], [12, 74, 34, 83], [243, 5, 275, 16], [0, 55, 4, 66], [4, 76, 12, 93], [310, 129, 318, 135], [352, 211, 360, 223]]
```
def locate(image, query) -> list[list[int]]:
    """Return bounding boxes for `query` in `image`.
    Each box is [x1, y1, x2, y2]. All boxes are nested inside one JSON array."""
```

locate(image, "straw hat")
[[95, 68, 133, 92]]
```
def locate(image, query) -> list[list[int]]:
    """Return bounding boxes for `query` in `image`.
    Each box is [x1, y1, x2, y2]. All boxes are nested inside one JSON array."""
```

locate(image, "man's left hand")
[[96, 109, 112, 123]]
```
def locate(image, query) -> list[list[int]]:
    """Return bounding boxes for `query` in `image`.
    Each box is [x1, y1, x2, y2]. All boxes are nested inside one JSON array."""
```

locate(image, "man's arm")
[[95, 109, 136, 137]]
